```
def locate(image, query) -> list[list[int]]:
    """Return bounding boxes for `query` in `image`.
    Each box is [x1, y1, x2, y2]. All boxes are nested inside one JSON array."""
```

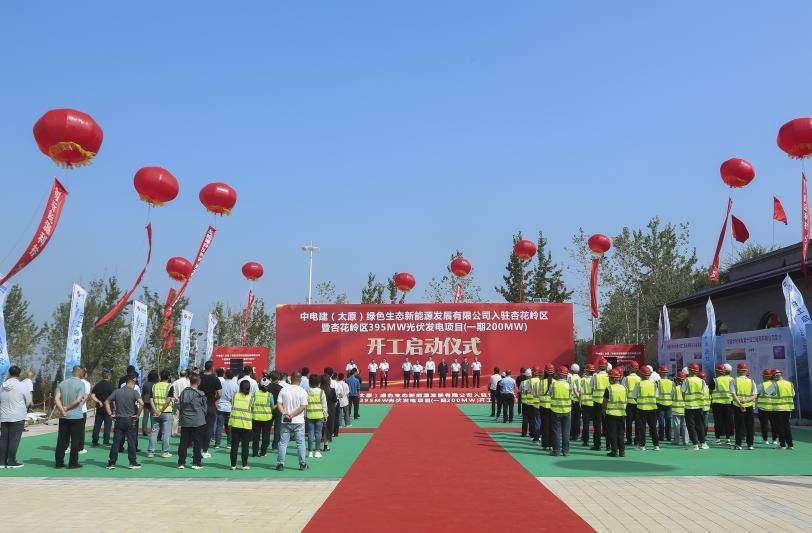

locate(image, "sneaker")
[[733, 445, 742, 450], [619, 452, 625, 457], [314, 451, 322, 458], [606, 452, 617, 457], [788, 446, 794, 450], [653, 446, 660, 451], [276, 464, 284, 471], [78, 449, 87, 455], [701, 443, 709, 450], [299, 463, 309, 470], [691, 445, 699, 450], [161, 452, 172, 458], [226, 445, 231, 449], [191, 464, 204, 470], [638, 446, 646, 451], [242, 466, 250, 471], [308, 451, 314, 458], [128, 463, 142, 469], [747, 446, 754, 450], [6, 463, 24, 469], [762, 439, 769, 445], [106, 463, 116, 470], [178, 465, 185, 469], [714, 439, 721, 445], [213, 446, 220, 449], [147, 453, 154, 458], [773, 442, 780, 448], [725, 438, 731, 445], [346, 425, 353, 428]]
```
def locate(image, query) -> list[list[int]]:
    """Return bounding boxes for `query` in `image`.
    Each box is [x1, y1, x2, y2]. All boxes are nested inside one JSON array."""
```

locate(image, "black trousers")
[[605, 415, 625, 454], [581, 404, 594, 445], [55, 418, 84, 467], [758, 409, 777, 441], [496, 392, 503, 418], [230, 427, 252, 467], [625, 404, 637, 443], [501, 394, 514, 423], [331, 404, 340, 437], [0, 420, 25, 466], [490, 389, 499, 416], [109, 416, 138, 465], [439, 373, 447, 387], [636, 409, 659, 447], [452, 372, 459, 387], [413, 373, 421, 388], [521, 403, 530, 436], [403, 371, 411, 388], [770, 411, 793, 447], [252, 419, 271, 455], [734, 406, 755, 447], [178, 425, 205, 466], [517, 392, 523, 415], [426, 370, 434, 388], [380, 372, 388, 388], [350, 395, 360, 418], [369, 372, 376, 389], [712, 403, 734, 439], [473, 371, 481, 388], [202, 409, 217, 452], [591, 407, 603, 448], [462, 373, 469, 387], [570, 402, 581, 439], [685, 409, 706, 445], [273, 409, 283, 447], [540, 407, 553, 448], [525, 405, 540, 441], [92, 405, 112, 445]]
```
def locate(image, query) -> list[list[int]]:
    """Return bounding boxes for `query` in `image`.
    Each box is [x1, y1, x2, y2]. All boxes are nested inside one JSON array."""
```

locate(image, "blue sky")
[[2, 2, 811, 338]]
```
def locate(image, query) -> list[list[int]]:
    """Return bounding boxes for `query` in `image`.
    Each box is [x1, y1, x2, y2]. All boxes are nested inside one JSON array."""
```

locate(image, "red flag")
[[95, 224, 152, 328], [709, 197, 733, 282], [731, 215, 749, 243], [241, 290, 255, 345], [0, 179, 68, 286], [454, 283, 462, 304], [803, 173, 810, 284], [773, 196, 788, 225], [590, 258, 599, 318], [171, 225, 216, 307]]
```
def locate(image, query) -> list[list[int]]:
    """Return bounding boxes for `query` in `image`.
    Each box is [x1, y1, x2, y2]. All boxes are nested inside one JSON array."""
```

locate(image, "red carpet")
[[303, 404, 592, 532]]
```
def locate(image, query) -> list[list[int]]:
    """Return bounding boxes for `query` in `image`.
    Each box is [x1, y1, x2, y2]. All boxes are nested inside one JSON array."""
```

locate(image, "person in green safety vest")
[[305, 375, 328, 459], [549, 366, 572, 456], [656, 365, 674, 442], [588, 359, 610, 451], [602, 368, 627, 457], [580, 363, 596, 447], [756, 368, 777, 445], [621, 361, 641, 445], [670, 371, 688, 446], [630, 365, 660, 451], [681, 363, 709, 451], [766, 368, 795, 450], [710, 364, 735, 446], [228, 379, 255, 470], [731, 363, 757, 450], [251, 378, 274, 458], [538, 364, 555, 450]]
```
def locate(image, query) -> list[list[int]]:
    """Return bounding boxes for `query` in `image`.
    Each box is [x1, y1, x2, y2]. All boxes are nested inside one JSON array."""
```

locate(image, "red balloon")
[[242, 261, 264, 281], [588, 234, 612, 255], [513, 239, 536, 261], [394, 272, 416, 292], [720, 158, 755, 188], [33, 109, 103, 168], [166, 257, 193, 282], [134, 167, 179, 206], [777, 118, 812, 159], [450, 257, 472, 278], [199, 182, 237, 215]]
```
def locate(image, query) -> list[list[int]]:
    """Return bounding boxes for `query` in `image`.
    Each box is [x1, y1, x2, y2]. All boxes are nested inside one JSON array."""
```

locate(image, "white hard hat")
[[682, 366, 689, 375], [606, 362, 613, 371], [723, 363, 732, 372], [645, 365, 653, 372], [524, 369, 532, 377], [570, 363, 580, 372]]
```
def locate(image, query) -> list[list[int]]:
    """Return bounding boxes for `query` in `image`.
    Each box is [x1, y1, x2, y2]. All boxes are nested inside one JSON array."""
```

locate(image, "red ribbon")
[[242, 290, 255, 345], [0, 179, 68, 286], [94, 224, 152, 328], [709, 197, 733, 282], [171, 225, 216, 307], [590, 258, 599, 318]]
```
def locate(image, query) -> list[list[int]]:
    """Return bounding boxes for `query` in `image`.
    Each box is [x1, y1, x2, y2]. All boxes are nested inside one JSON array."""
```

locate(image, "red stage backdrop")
[[275, 303, 574, 374], [587, 344, 645, 367], [212, 346, 269, 374]]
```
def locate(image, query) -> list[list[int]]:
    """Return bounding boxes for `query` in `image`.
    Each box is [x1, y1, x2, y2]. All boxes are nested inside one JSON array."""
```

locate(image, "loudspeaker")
[[229, 358, 244, 373]]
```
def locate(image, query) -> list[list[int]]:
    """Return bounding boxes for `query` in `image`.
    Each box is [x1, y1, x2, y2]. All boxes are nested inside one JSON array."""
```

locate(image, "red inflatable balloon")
[[394, 272, 416, 292], [166, 257, 193, 282], [242, 261, 264, 281], [777, 118, 812, 159], [588, 234, 612, 255], [199, 182, 237, 215], [514, 239, 536, 261], [450, 257, 472, 278], [134, 166, 179, 206], [33, 108, 103, 168], [720, 158, 755, 188]]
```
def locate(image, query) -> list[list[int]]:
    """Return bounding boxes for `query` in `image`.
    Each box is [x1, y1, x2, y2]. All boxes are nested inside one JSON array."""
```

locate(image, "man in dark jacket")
[[177, 374, 208, 469], [438, 359, 449, 388]]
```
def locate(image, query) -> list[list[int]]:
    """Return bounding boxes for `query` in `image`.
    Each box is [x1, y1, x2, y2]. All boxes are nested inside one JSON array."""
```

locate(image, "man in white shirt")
[[346, 360, 358, 374], [171, 370, 191, 436], [379, 359, 390, 389], [276, 372, 309, 471], [238, 367, 259, 396], [368, 360, 378, 389], [299, 368, 310, 391], [20, 371, 34, 396], [424, 357, 436, 388], [489, 368, 502, 416], [451, 359, 461, 387], [472, 357, 483, 388], [412, 361, 423, 389], [402, 358, 412, 389], [77, 368, 92, 454]]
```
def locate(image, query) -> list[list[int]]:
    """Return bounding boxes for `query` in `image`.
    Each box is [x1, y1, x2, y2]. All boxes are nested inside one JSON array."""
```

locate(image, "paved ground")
[[0, 477, 337, 532], [542, 476, 812, 533]]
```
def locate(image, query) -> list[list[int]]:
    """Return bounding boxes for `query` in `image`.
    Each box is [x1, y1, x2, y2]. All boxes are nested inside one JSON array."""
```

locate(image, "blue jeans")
[[657, 404, 672, 440], [214, 410, 231, 447], [277, 422, 306, 466], [306, 418, 324, 452], [551, 412, 571, 454], [148, 413, 173, 453]]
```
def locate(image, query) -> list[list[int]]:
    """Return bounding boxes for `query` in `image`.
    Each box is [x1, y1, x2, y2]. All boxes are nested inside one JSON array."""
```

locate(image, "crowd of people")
[[348, 356, 484, 389], [0, 361, 367, 471], [489, 359, 797, 457]]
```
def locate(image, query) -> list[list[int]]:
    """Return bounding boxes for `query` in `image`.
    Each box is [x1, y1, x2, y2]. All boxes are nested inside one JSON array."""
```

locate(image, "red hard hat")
[[771, 368, 782, 376], [737, 363, 748, 371], [609, 369, 622, 378], [544, 363, 555, 372], [557, 365, 569, 376], [585, 364, 595, 372], [629, 361, 640, 370], [599, 358, 608, 368], [688, 363, 700, 372], [698, 371, 707, 379], [761, 368, 772, 377], [659, 365, 669, 373], [641, 366, 652, 377], [676, 371, 686, 379], [715, 364, 726, 372]]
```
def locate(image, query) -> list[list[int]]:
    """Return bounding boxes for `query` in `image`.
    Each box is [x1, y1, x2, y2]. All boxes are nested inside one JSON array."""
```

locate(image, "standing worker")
[[710, 364, 734, 446], [568, 364, 581, 441], [730, 363, 757, 450], [682, 364, 709, 450], [602, 368, 627, 457], [499, 370, 516, 423], [379, 358, 389, 389], [472, 357, 482, 388], [412, 360, 423, 389], [549, 366, 572, 456], [0, 365, 32, 468], [539, 364, 555, 450], [488, 367, 501, 417], [228, 379, 254, 470], [461, 357, 470, 388], [438, 358, 448, 388], [346, 370, 361, 419], [767, 369, 795, 450], [656, 365, 674, 442], [451, 359, 461, 387], [756, 369, 776, 445], [367, 359, 378, 390], [589, 359, 610, 451], [425, 356, 435, 388], [621, 361, 641, 445], [251, 377, 274, 457], [519, 369, 532, 437], [104, 373, 144, 470], [516, 367, 527, 416], [305, 375, 328, 458], [402, 358, 412, 389], [700, 370, 711, 435], [580, 364, 595, 447], [630, 366, 659, 451], [527, 368, 542, 443], [671, 371, 688, 446], [147, 370, 174, 459]]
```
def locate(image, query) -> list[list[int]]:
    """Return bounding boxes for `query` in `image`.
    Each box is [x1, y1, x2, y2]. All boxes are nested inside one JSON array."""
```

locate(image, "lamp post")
[[301, 244, 320, 304]]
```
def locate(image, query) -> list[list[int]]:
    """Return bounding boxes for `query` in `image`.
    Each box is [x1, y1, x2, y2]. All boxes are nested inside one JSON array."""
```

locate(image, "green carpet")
[[487, 428, 812, 478], [344, 405, 392, 428], [456, 403, 521, 428]]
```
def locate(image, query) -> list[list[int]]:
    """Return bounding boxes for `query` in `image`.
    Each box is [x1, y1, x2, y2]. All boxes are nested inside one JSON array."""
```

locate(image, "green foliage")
[[360, 273, 385, 304], [495, 232, 527, 303], [424, 249, 482, 303], [527, 232, 572, 303], [723, 241, 778, 270], [211, 297, 276, 364], [2, 285, 41, 370], [316, 281, 348, 304], [139, 286, 190, 375]]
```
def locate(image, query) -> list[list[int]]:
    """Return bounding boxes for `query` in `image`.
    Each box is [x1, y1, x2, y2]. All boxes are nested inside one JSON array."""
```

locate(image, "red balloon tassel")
[[590, 258, 599, 318], [95, 224, 153, 328], [731, 215, 750, 243], [802, 174, 810, 285], [709, 198, 733, 282]]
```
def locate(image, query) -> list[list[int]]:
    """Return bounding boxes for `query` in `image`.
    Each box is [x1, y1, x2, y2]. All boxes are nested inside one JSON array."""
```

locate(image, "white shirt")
[[20, 378, 34, 393], [451, 362, 461, 372], [339, 381, 350, 407], [346, 363, 358, 372], [402, 361, 412, 371], [489, 373, 501, 390], [379, 362, 389, 372], [412, 364, 423, 374], [425, 360, 435, 371], [239, 375, 259, 395], [81, 379, 91, 413], [472, 361, 482, 371], [278, 384, 308, 424], [172, 377, 190, 399], [368, 362, 378, 372]]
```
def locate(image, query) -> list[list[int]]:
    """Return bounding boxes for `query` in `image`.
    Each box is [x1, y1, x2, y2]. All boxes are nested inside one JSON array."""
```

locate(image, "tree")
[[316, 281, 348, 304], [360, 273, 385, 304], [139, 286, 190, 374], [425, 250, 482, 303], [387, 273, 400, 304], [495, 232, 527, 303], [211, 297, 276, 366], [527, 232, 572, 303], [81, 277, 130, 377], [40, 298, 70, 383], [2, 285, 41, 370], [723, 242, 778, 270]]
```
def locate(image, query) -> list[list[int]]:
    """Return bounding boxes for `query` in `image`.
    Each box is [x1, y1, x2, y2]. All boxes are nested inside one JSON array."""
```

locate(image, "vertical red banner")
[[242, 290, 255, 344], [454, 284, 462, 304], [709, 197, 733, 282], [802, 173, 809, 284], [172, 225, 216, 306], [590, 258, 599, 318]]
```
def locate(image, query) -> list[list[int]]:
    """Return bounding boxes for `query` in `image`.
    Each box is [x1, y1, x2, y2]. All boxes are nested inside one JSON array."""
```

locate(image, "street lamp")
[[301, 244, 320, 304]]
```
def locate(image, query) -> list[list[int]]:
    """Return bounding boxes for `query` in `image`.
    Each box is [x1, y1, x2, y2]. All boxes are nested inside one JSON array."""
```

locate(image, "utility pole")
[[301, 244, 320, 304]]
